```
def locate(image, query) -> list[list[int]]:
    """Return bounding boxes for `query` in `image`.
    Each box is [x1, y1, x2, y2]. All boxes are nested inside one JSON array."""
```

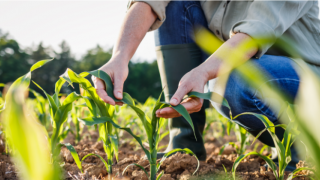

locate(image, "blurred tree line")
[[0, 30, 162, 102]]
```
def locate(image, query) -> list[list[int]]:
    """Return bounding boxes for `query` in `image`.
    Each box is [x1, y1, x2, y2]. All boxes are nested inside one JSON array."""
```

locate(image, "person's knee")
[[209, 71, 277, 131]]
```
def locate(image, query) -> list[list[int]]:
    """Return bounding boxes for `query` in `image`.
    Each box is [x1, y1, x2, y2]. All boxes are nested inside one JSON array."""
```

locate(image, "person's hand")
[[155, 67, 209, 118], [92, 58, 128, 106]]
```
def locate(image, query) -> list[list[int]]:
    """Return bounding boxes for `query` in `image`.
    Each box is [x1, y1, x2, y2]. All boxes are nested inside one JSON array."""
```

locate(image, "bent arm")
[[156, 33, 259, 118], [112, 2, 157, 63], [201, 33, 258, 81], [94, 2, 157, 105]]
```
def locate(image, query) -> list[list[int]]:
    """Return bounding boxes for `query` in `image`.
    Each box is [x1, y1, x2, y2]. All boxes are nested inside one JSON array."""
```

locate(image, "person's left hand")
[[156, 67, 209, 118]]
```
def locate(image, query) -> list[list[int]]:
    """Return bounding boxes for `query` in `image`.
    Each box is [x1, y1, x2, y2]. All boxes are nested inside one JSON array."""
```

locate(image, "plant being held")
[[59, 69, 120, 175], [79, 69, 200, 180]]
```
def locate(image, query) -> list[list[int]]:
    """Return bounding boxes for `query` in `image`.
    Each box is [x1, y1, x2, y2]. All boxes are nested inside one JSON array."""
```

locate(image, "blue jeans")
[[154, 1, 300, 131]]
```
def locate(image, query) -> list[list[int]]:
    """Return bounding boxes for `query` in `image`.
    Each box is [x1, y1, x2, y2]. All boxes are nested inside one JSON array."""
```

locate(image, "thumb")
[[113, 75, 124, 100], [170, 84, 189, 106]]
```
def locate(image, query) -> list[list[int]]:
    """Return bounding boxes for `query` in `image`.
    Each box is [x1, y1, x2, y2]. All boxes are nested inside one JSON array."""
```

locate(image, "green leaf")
[[157, 148, 200, 175], [235, 124, 249, 155], [188, 91, 230, 109], [161, 102, 196, 140], [30, 59, 53, 72], [3, 87, 58, 180], [287, 167, 315, 180], [64, 143, 83, 173], [122, 163, 149, 178], [159, 131, 169, 143], [156, 171, 164, 180], [59, 128, 74, 142], [81, 153, 109, 173], [62, 92, 81, 106], [33, 81, 58, 118], [78, 116, 113, 126], [60, 69, 109, 117], [53, 78, 66, 107], [235, 112, 286, 175], [88, 70, 120, 102], [4, 59, 53, 108], [109, 134, 119, 162], [219, 142, 238, 155], [79, 116, 151, 160], [227, 120, 233, 136], [259, 145, 270, 155], [232, 152, 278, 180], [82, 96, 98, 117], [234, 112, 275, 133], [222, 164, 228, 174]]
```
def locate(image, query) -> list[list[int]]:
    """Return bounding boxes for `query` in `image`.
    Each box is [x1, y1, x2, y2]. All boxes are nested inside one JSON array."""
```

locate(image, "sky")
[[0, 1, 156, 62], [0, 1, 320, 63]]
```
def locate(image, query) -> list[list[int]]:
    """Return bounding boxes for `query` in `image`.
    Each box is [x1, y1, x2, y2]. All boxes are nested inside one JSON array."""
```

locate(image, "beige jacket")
[[128, 1, 320, 75]]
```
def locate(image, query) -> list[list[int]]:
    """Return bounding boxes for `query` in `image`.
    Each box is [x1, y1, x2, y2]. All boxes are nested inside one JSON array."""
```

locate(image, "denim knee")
[[209, 55, 300, 131], [154, 1, 207, 46]]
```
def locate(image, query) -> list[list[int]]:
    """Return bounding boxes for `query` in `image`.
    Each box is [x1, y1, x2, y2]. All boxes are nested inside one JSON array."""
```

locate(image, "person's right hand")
[[92, 58, 128, 106]]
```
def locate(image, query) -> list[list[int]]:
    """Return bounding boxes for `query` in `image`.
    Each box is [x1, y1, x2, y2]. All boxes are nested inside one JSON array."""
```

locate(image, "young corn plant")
[[120, 91, 200, 180], [219, 124, 249, 155], [60, 68, 120, 175], [71, 102, 82, 143], [29, 89, 48, 127], [231, 109, 314, 180], [1, 59, 60, 180], [33, 79, 81, 160]]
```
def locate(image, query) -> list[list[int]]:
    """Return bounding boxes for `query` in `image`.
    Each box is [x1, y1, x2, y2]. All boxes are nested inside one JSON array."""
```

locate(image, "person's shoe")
[[155, 43, 208, 161]]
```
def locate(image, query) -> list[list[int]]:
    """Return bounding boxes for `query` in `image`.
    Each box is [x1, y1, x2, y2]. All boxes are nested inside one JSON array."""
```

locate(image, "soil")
[[0, 130, 314, 180]]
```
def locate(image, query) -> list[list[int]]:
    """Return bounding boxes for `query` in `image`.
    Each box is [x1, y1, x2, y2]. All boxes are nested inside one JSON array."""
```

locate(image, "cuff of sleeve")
[[231, 20, 276, 59], [127, 0, 169, 31]]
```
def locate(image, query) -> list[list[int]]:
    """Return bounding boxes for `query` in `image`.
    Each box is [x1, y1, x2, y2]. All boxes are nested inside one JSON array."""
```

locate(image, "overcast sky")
[[0, 1, 320, 63], [0, 1, 156, 62]]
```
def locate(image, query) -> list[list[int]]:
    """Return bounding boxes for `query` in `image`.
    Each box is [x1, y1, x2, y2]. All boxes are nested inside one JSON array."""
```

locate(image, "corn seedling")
[[231, 108, 315, 180], [203, 119, 226, 140], [219, 124, 249, 155], [71, 103, 82, 143], [60, 68, 121, 175], [1, 59, 60, 180], [29, 89, 48, 127], [33, 79, 81, 160]]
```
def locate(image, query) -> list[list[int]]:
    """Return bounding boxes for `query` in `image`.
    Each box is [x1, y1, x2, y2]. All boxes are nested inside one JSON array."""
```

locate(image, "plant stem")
[[150, 163, 157, 180], [107, 164, 112, 179], [150, 150, 157, 180]]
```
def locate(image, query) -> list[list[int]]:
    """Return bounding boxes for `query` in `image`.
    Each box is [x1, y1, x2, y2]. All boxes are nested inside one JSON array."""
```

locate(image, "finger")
[[180, 98, 203, 113], [115, 102, 124, 106], [113, 75, 124, 100], [96, 89, 116, 105], [93, 78, 116, 105], [156, 107, 180, 118], [170, 84, 190, 106], [156, 98, 203, 118]]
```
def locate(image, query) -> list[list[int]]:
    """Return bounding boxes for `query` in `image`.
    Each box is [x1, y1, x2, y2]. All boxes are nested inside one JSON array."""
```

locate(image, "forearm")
[[201, 33, 258, 80], [112, 2, 157, 63]]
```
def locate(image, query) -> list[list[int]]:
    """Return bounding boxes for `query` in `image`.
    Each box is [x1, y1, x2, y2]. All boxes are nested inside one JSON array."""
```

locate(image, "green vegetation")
[[0, 27, 319, 180]]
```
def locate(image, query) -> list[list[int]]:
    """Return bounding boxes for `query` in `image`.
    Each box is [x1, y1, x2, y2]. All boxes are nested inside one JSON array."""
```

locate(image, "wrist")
[[109, 51, 130, 66], [200, 54, 224, 80]]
